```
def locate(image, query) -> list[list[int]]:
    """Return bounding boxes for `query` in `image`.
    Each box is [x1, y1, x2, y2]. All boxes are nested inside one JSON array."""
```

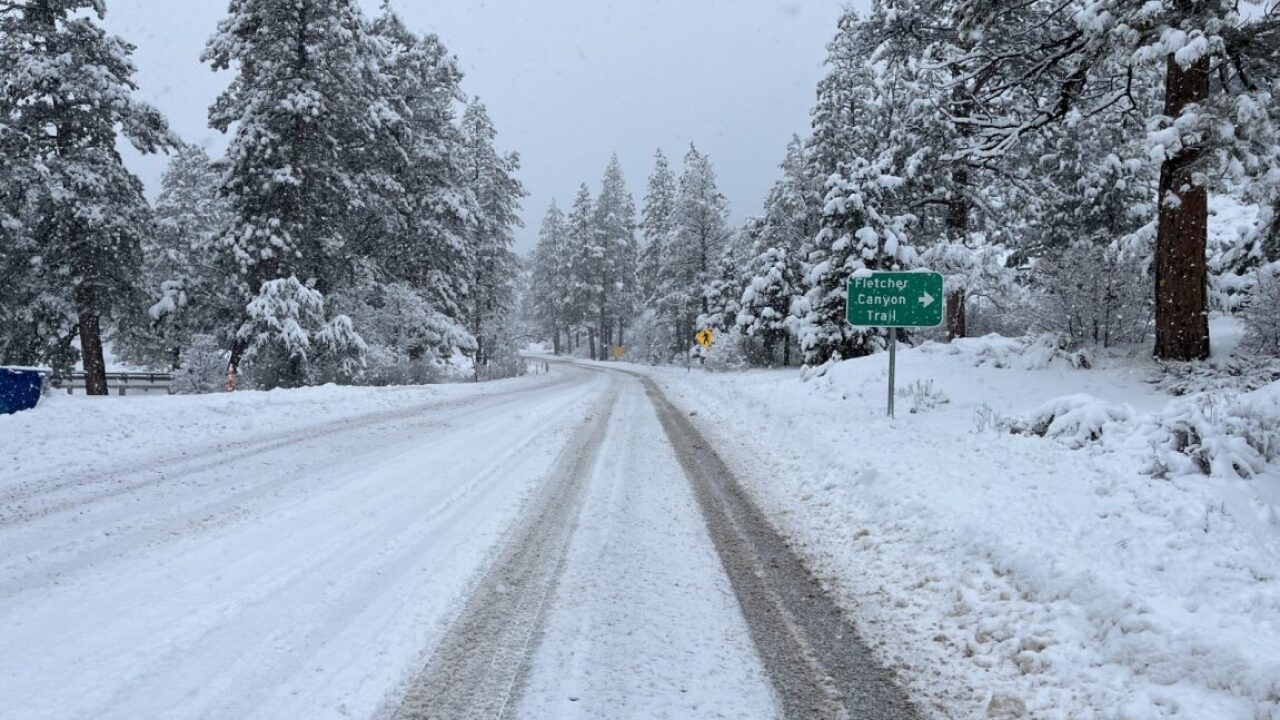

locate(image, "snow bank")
[[643, 337, 1280, 720]]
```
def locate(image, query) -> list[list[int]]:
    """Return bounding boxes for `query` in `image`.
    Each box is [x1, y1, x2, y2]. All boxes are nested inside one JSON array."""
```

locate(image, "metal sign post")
[[846, 271, 945, 418], [887, 330, 896, 418]]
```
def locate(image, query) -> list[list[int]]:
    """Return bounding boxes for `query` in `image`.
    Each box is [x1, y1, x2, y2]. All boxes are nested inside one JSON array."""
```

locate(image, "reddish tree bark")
[[1154, 54, 1211, 361], [77, 308, 109, 396]]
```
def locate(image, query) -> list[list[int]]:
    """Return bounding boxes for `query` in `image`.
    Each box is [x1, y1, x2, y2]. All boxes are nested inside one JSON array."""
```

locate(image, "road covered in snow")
[[0, 362, 915, 720]]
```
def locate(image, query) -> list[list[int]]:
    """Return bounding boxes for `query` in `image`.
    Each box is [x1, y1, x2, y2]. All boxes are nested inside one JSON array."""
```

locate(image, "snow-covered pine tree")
[[638, 149, 680, 359], [459, 100, 525, 377], [0, 0, 171, 390], [639, 150, 677, 302], [565, 184, 600, 358], [367, 6, 475, 327], [796, 10, 918, 366], [945, 0, 1280, 361], [116, 143, 234, 370], [592, 154, 638, 359], [203, 0, 398, 387], [238, 276, 367, 388], [669, 146, 731, 356], [738, 218, 803, 366], [529, 201, 570, 353], [736, 136, 822, 365]]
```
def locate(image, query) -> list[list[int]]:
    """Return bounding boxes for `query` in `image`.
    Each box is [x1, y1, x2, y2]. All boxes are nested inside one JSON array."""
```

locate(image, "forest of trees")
[[526, 1, 1280, 370], [0, 0, 525, 393], [4, 0, 1279, 395]]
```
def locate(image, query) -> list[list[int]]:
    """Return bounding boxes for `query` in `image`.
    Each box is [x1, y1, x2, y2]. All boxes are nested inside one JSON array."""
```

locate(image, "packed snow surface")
[[634, 333, 1280, 720], [0, 372, 608, 720], [518, 380, 776, 719]]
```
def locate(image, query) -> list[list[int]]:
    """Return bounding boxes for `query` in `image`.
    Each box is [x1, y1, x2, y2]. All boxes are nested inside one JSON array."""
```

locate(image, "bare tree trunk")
[[77, 308, 109, 396], [783, 334, 791, 367], [588, 328, 597, 361], [945, 125, 970, 341], [946, 289, 967, 341], [1154, 54, 1211, 361]]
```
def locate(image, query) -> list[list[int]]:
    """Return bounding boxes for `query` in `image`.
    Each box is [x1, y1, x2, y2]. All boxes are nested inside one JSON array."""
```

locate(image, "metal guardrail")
[[53, 372, 174, 396]]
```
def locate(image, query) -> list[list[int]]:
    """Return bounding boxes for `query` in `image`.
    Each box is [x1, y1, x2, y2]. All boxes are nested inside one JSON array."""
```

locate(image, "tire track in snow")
[[389, 376, 620, 720], [639, 373, 919, 720]]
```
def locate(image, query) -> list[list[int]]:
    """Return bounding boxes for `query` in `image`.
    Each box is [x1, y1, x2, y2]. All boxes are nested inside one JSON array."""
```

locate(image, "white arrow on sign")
[[918, 291, 936, 308]]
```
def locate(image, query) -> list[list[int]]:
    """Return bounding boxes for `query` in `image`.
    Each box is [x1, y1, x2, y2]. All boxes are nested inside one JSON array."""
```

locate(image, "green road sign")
[[846, 271, 944, 328]]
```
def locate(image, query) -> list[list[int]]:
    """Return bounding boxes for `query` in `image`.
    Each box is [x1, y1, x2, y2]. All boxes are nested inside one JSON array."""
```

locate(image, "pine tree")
[[796, 11, 918, 366], [368, 6, 475, 323], [945, 0, 1280, 360], [733, 137, 822, 365], [669, 146, 731, 356], [529, 201, 570, 353], [592, 154, 638, 359], [459, 100, 525, 376], [639, 149, 678, 301], [117, 143, 235, 370], [0, 0, 172, 391], [203, 0, 398, 386], [638, 149, 679, 357], [565, 184, 599, 357]]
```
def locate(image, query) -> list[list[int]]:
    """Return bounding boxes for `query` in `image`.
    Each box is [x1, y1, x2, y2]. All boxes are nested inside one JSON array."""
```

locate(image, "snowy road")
[[0, 363, 915, 720]]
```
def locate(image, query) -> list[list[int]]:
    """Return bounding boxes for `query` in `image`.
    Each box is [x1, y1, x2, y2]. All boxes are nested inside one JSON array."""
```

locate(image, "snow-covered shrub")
[[1017, 394, 1134, 449], [623, 309, 677, 365], [475, 337, 528, 381], [700, 328, 752, 372], [1026, 241, 1151, 349], [334, 282, 476, 385], [1156, 353, 1280, 396], [943, 334, 1092, 371], [1142, 383, 1280, 479], [899, 379, 949, 414], [973, 403, 997, 433], [1241, 263, 1280, 357], [239, 277, 367, 389], [170, 335, 228, 395]]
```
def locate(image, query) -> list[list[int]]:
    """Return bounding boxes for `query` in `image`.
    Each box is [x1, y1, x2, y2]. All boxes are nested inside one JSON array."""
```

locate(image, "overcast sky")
[[106, 0, 865, 254]]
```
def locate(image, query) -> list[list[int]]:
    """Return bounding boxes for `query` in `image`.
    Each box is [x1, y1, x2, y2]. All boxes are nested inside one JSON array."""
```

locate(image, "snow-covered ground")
[[0, 370, 606, 720], [518, 379, 776, 719], [5, 334, 1277, 719], [636, 328, 1280, 719]]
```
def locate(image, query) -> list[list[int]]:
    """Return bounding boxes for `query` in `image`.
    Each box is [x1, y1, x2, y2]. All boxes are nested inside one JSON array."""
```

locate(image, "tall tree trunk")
[[588, 328, 596, 361], [77, 307, 109, 396], [946, 289, 967, 341], [945, 72, 973, 342], [1154, 54, 1211, 361], [945, 140, 970, 340], [783, 334, 791, 367], [552, 322, 561, 355]]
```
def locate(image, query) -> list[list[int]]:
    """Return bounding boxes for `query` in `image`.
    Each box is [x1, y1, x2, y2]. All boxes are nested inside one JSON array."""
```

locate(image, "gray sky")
[[107, 0, 864, 254]]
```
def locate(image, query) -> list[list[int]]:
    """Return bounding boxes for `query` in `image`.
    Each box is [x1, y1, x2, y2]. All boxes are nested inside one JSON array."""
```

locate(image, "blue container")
[[0, 367, 49, 415]]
